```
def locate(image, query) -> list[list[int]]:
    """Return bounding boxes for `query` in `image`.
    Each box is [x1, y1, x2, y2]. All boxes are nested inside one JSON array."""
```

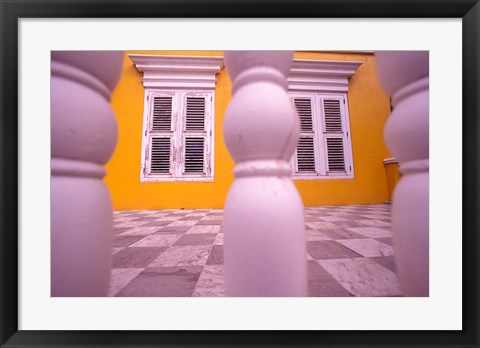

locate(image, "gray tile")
[[112, 247, 166, 268], [307, 241, 363, 260], [196, 220, 223, 225], [307, 260, 351, 297], [113, 235, 144, 247], [117, 266, 203, 297], [173, 233, 217, 246], [375, 237, 394, 246], [158, 225, 192, 233], [370, 256, 397, 273], [138, 220, 175, 227]]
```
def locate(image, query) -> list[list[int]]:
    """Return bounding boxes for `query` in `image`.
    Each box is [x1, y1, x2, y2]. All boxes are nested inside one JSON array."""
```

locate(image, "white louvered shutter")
[[146, 93, 176, 176], [181, 93, 212, 176], [292, 97, 317, 174], [319, 96, 350, 175]]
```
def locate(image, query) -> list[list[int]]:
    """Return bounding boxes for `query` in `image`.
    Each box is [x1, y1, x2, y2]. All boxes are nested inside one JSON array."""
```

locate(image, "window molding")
[[130, 55, 223, 182], [129, 54, 224, 90], [288, 59, 362, 93]]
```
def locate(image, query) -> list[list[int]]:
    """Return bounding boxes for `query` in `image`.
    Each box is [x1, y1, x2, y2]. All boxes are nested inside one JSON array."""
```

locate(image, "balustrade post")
[[51, 51, 123, 296], [375, 51, 429, 296], [223, 51, 307, 296]]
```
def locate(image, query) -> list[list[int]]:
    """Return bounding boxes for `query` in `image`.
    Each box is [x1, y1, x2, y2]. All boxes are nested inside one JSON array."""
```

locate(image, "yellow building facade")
[[105, 51, 394, 210]]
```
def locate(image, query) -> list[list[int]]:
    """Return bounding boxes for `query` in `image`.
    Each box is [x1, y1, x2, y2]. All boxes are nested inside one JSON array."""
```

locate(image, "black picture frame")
[[1, 1, 479, 347]]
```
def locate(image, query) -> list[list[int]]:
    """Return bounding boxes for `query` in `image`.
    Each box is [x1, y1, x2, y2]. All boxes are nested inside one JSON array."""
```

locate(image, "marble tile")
[[156, 217, 180, 222], [316, 215, 349, 222], [192, 265, 226, 297], [149, 245, 213, 267], [117, 266, 203, 297], [307, 241, 362, 260], [173, 233, 217, 246], [137, 220, 175, 227], [306, 221, 340, 230], [356, 219, 392, 227], [370, 256, 397, 273], [318, 258, 402, 296], [346, 227, 392, 238], [320, 229, 368, 240], [375, 237, 394, 246], [200, 215, 223, 221], [186, 225, 222, 234], [337, 239, 394, 257], [109, 268, 143, 296], [306, 230, 332, 241], [158, 225, 193, 233], [112, 247, 166, 268], [114, 217, 140, 222], [112, 247, 124, 255], [166, 220, 198, 227], [214, 233, 224, 245], [308, 261, 351, 297], [360, 214, 391, 220], [113, 235, 144, 247], [130, 233, 183, 247], [196, 219, 223, 225], [118, 227, 162, 236], [206, 245, 224, 265], [114, 221, 151, 228], [329, 221, 369, 228]]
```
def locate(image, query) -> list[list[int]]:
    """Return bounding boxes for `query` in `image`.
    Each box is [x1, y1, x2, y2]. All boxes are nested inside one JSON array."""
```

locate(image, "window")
[[129, 54, 223, 182], [287, 58, 361, 179], [290, 93, 354, 179], [141, 90, 214, 181]]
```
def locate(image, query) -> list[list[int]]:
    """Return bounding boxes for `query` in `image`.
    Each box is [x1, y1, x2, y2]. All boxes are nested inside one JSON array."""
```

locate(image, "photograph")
[[51, 50, 428, 298]]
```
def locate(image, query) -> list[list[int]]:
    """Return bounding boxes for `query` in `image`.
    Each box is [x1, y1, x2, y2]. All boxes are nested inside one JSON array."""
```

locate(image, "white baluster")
[[375, 51, 429, 296], [223, 51, 307, 296], [51, 51, 123, 296]]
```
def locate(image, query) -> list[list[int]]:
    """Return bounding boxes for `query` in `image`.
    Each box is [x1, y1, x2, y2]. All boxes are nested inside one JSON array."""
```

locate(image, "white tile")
[[166, 220, 198, 227], [337, 239, 393, 257], [118, 227, 161, 236], [306, 221, 339, 230], [318, 258, 402, 296], [356, 219, 392, 227], [112, 247, 124, 255], [214, 233, 224, 245], [114, 221, 150, 228], [150, 245, 213, 267], [317, 216, 348, 222], [187, 225, 222, 234], [129, 233, 183, 247], [346, 227, 392, 238], [192, 265, 225, 297], [108, 268, 143, 296]]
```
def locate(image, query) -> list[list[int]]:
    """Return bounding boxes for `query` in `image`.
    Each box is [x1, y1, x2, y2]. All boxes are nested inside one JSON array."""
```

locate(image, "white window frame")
[[129, 54, 224, 183], [140, 89, 215, 182], [289, 92, 355, 180]]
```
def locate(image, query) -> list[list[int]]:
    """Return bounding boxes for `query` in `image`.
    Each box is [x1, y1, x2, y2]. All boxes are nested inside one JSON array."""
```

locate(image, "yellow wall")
[[105, 51, 393, 210]]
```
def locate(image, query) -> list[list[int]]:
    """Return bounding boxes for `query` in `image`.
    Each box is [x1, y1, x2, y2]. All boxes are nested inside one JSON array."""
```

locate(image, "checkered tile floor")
[[110, 204, 401, 297]]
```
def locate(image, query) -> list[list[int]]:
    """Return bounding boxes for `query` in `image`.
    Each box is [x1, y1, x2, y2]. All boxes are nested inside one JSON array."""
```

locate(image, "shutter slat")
[[294, 98, 313, 132], [185, 97, 206, 131], [184, 137, 205, 173], [326, 138, 346, 172], [296, 137, 316, 173], [323, 99, 343, 133], [152, 96, 172, 131], [150, 137, 171, 174]]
